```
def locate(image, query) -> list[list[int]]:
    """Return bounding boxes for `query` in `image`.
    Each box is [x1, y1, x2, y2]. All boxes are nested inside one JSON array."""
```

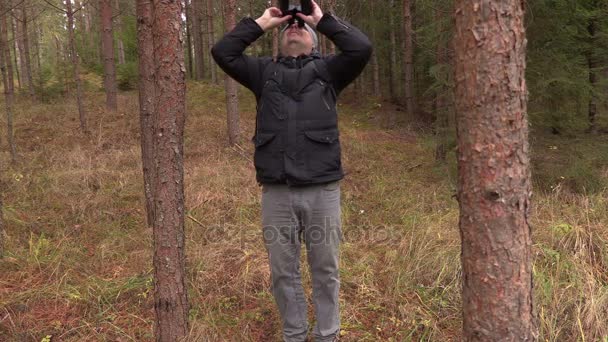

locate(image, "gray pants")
[[261, 180, 342, 342]]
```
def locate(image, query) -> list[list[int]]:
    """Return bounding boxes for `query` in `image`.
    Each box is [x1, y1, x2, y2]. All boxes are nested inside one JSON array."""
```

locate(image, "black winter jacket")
[[212, 14, 372, 186]]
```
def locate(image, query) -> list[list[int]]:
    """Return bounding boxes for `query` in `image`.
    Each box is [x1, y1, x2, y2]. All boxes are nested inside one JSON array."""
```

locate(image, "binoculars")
[[279, 0, 313, 27]]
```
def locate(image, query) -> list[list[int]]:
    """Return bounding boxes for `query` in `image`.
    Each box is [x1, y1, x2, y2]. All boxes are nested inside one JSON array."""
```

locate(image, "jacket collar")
[[277, 50, 321, 69]]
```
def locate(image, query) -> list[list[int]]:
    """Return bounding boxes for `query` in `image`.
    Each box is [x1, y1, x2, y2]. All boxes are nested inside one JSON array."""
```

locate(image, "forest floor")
[[0, 80, 607, 341]]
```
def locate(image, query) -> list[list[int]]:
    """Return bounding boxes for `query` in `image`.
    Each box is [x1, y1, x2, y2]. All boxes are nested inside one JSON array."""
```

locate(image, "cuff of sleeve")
[[316, 13, 346, 37], [243, 17, 266, 36]]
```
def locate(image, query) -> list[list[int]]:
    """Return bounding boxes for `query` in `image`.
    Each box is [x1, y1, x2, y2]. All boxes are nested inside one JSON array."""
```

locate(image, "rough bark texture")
[[136, 0, 155, 234], [150, 0, 190, 338], [454, 1, 536, 340], [403, 0, 415, 115], [66, 0, 88, 133], [224, 0, 239, 145], [101, 0, 118, 111], [206, 0, 217, 84], [1, 9, 17, 163], [434, 6, 451, 162]]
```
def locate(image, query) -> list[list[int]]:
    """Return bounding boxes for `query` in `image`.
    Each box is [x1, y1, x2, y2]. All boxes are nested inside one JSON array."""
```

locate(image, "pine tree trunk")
[[403, 0, 415, 116], [101, 0, 118, 111], [434, 6, 450, 162], [136, 0, 156, 233], [454, 0, 536, 340], [148, 0, 190, 338], [1, 9, 17, 163], [224, 0, 239, 145], [206, 0, 217, 84]]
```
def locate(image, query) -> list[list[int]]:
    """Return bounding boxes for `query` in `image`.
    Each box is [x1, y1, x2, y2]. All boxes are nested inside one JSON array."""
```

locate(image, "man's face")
[[281, 23, 314, 56]]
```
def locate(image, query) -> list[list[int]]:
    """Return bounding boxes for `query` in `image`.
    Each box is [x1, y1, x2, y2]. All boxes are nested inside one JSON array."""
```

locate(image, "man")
[[212, 1, 371, 341]]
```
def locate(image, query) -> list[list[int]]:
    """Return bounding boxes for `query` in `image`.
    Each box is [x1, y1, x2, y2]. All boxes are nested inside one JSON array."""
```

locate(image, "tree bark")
[[139, 0, 191, 338], [206, 0, 217, 84], [403, 0, 415, 115], [1, 7, 16, 163], [224, 0, 239, 145], [454, 0, 536, 340], [100, 0, 118, 111], [66, 0, 88, 133]]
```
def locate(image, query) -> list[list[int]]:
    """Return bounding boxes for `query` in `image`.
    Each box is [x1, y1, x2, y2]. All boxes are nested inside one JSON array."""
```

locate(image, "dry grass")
[[0, 82, 606, 341]]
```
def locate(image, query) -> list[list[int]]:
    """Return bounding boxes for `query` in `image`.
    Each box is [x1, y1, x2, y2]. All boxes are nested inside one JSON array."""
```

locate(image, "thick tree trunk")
[[1, 10, 17, 163], [66, 0, 88, 133], [403, 0, 415, 115], [206, 0, 217, 84], [224, 0, 239, 145], [454, 0, 536, 340], [100, 0, 118, 111], [143, 0, 190, 338]]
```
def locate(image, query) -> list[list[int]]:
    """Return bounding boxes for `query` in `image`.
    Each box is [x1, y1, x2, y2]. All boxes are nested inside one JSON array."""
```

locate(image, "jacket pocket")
[[253, 132, 281, 180], [303, 129, 341, 178]]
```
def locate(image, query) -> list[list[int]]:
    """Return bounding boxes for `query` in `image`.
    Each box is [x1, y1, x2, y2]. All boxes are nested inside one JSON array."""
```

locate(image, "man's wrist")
[[255, 17, 269, 32]]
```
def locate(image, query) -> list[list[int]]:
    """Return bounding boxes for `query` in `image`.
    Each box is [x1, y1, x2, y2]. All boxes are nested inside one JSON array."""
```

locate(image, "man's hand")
[[296, 0, 323, 29], [255, 7, 292, 32]]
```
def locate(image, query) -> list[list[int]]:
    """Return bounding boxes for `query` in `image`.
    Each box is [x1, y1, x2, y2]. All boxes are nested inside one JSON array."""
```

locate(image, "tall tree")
[[454, 0, 536, 340], [137, 0, 190, 338], [100, 0, 118, 111], [403, 0, 415, 115], [1, 6, 17, 163], [587, 16, 598, 132], [223, 0, 239, 145], [65, 0, 88, 133]]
